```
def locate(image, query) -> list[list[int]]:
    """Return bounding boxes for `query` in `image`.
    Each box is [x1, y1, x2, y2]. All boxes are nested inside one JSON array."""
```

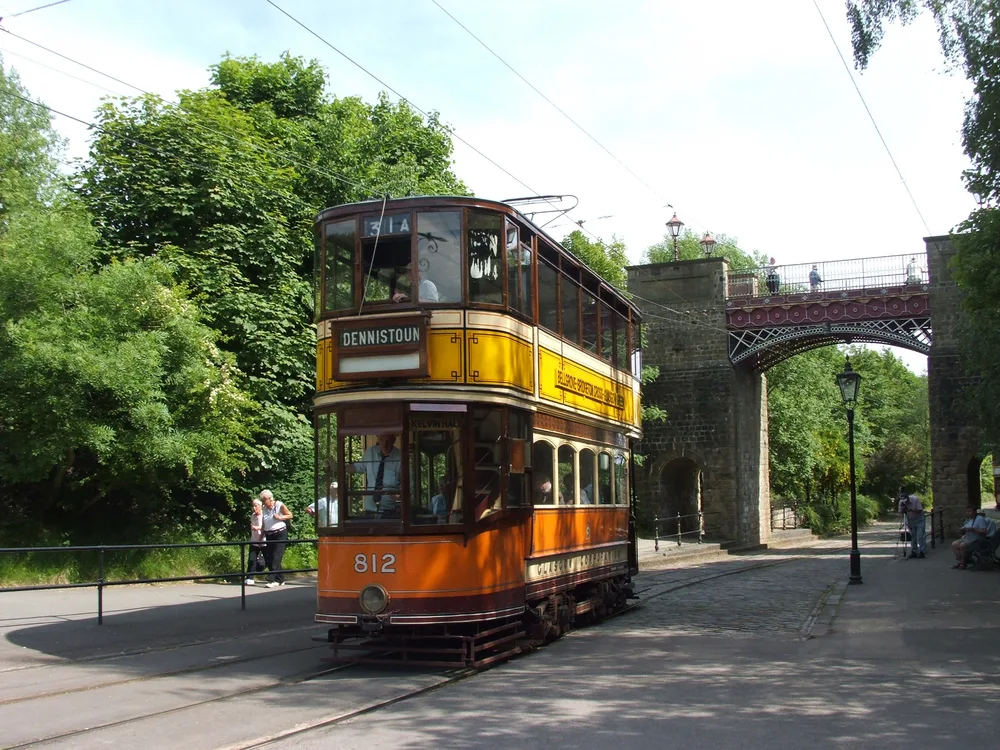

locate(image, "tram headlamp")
[[359, 584, 389, 614]]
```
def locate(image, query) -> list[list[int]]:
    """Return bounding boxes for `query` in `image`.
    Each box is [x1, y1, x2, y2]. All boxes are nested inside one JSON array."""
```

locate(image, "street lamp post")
[[836, 357, 863, 585], [666, 213, 684, 262], [700, 232, 716, 257]]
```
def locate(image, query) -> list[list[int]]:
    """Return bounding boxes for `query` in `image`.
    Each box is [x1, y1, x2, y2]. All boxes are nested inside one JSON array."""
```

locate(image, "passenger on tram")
[[346, 434, 401, 514], [430, 478, 455, 522], [392, 270, 440, 303], [534, 475, 559, 505]]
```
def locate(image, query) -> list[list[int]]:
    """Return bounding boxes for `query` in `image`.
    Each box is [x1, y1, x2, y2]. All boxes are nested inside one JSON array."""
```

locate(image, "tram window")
[[598, 452, 613, 505], [409, 416, 462, 525], [473, 407, 502, 518], [581, 291, 598, 354], [600, 302, 614, 363], [579, 448, 596, 504], [532, 440, 557, 505], [315, 412, 339, 527], [558, 444, 576, 505], [538, 258, 559, 333], [341, 432, 404, 519], [361, 235, 411, 305], [324, 220, 355, 312], [561, 276, 580, 344], [614, 311, 629, 370], [508, 410, 531, 508], [417, 211, 461, 304], [614, 452, 629, 505], [468, 211, 503, 305], [630, 323, 643, 376], [506, 225, 532, 318]]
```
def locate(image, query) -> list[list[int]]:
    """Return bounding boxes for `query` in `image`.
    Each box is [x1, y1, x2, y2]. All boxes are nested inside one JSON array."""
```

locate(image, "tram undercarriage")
[[324, 573, 635, 667]]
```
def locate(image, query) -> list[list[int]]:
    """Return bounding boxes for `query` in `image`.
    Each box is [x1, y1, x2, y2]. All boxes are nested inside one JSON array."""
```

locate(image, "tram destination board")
[[332, 312, 430, 380]]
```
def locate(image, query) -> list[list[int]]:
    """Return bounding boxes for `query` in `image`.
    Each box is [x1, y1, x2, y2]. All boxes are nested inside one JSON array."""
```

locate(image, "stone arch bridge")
[[627, 235, 978, 547]]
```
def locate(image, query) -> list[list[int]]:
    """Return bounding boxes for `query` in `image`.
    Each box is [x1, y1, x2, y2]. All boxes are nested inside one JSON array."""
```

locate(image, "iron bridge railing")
[[0, 539, 318, 624], [728, 252, 930, 298]]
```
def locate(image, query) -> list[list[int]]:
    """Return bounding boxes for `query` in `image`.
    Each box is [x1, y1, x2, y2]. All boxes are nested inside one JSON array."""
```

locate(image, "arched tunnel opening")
[[657, 457, 702, 536]]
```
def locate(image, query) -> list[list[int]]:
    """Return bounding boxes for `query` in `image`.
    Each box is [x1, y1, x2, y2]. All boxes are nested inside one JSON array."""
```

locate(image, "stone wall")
[[926, 235, 982, 534], [628, 259, 770, 546]]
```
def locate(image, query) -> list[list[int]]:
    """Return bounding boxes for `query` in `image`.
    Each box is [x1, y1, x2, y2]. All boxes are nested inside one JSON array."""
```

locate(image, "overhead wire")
[[429, 0, 673, 210], [3, 0, 72, 19], [811, 0, 932, 235]]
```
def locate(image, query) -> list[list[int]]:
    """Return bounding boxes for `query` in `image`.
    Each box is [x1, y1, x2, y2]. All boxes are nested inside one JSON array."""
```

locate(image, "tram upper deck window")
[[506, 223, 532, 319], [409, 412, 463, 525], [581, 290, 598, 354], [468, 211, 503, 305], [600, 299, 614, 364], [561, 273, 580, 344], [360, 212, 412, 305], [324, 220, 356, 312], [417, 211, 461, 304], [538, 258, 558, 334]]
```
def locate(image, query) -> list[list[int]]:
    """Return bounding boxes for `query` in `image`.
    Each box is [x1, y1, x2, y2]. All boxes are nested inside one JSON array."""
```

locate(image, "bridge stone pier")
[[628, 259, 770, 547], [629, 237, 981, 546]]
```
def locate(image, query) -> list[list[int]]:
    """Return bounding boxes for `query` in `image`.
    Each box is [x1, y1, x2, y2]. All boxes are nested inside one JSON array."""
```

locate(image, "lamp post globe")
[[700, 232, 717, 257], [666, 213, 684, 262], [836, 357, 863, 585]]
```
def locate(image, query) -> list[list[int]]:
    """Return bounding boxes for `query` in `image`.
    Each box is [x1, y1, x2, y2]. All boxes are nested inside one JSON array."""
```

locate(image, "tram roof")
[[315, 195, 639, 315]]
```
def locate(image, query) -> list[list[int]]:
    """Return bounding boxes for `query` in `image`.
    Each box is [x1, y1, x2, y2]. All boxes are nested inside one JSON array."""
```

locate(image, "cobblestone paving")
[[625, 556, 843, 640], [618, 525, 898, 641]]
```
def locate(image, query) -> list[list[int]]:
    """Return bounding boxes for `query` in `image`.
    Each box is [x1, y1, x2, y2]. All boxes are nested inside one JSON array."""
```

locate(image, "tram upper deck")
[[314, 196, 643, 435]]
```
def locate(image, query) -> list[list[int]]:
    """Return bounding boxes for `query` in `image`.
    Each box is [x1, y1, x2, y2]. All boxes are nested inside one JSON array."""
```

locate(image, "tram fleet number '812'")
[[354, 553, 396, 574]]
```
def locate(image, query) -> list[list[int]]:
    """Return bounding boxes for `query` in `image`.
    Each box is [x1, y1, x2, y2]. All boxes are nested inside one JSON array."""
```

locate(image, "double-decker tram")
[[312, 196, 643, 666]]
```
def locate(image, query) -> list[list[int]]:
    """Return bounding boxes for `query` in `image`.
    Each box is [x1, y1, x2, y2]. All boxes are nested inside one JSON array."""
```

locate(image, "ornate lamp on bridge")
[[666, 213, 684, 262], [836, 357, 863, 585], [700, 232, 716, 257]]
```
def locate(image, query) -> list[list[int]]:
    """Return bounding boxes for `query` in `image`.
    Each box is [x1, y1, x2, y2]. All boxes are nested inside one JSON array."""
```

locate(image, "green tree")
[[76, 54, 470, 517], [0, 61, 253, 542], [561, 230, 629, 289], [845, 2, 1000, 451]]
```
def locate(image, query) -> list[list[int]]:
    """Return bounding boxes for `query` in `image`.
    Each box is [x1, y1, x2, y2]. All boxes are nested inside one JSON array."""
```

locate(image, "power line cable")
[[3, 0, 72, 19], [429, 0, 673, 209], [811, 0, 932, 235], [265, 0, 550, 204]]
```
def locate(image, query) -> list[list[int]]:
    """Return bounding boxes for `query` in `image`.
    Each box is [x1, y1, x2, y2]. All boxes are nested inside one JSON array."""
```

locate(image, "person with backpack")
[[898, 492, 926, 559], [952, 506, 992, 569]]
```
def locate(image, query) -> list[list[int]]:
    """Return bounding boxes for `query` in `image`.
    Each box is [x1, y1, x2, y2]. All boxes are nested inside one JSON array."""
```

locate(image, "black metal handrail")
[[653, 512, 704, 551], [0, 538, 318, 624]]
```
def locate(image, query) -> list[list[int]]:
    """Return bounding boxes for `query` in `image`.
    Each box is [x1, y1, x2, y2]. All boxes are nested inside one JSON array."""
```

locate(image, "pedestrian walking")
[[898, 492, 926, 558], [260, 489, 293, 587]]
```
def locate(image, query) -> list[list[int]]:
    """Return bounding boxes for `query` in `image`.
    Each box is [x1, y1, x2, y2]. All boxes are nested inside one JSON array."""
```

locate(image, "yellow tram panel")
[[426, 328, 465, 383], [537, 346, 635, 425], [466, 330, 533, 392]]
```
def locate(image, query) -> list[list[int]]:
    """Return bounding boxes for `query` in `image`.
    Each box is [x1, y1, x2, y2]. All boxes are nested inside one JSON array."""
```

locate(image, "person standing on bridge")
[[766, 258, 780, 295], [809, 265, 823, 292], [898, 492, 926, 559], [260, 489, 293, 587]]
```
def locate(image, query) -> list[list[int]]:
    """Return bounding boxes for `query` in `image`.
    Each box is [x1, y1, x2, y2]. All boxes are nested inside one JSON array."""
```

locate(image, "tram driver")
[[346, 433, 402, 515]]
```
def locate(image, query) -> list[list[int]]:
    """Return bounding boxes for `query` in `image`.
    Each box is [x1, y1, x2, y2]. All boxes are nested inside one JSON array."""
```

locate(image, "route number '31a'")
[[354, 553, 396, 574]]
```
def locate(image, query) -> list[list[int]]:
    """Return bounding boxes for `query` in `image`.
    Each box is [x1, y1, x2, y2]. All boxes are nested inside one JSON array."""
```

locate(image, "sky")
[[0, 0, 972, 374]]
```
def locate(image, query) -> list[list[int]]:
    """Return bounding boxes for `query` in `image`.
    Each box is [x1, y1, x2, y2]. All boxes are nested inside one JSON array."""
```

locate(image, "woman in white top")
[[260, 490, 293, 587]]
